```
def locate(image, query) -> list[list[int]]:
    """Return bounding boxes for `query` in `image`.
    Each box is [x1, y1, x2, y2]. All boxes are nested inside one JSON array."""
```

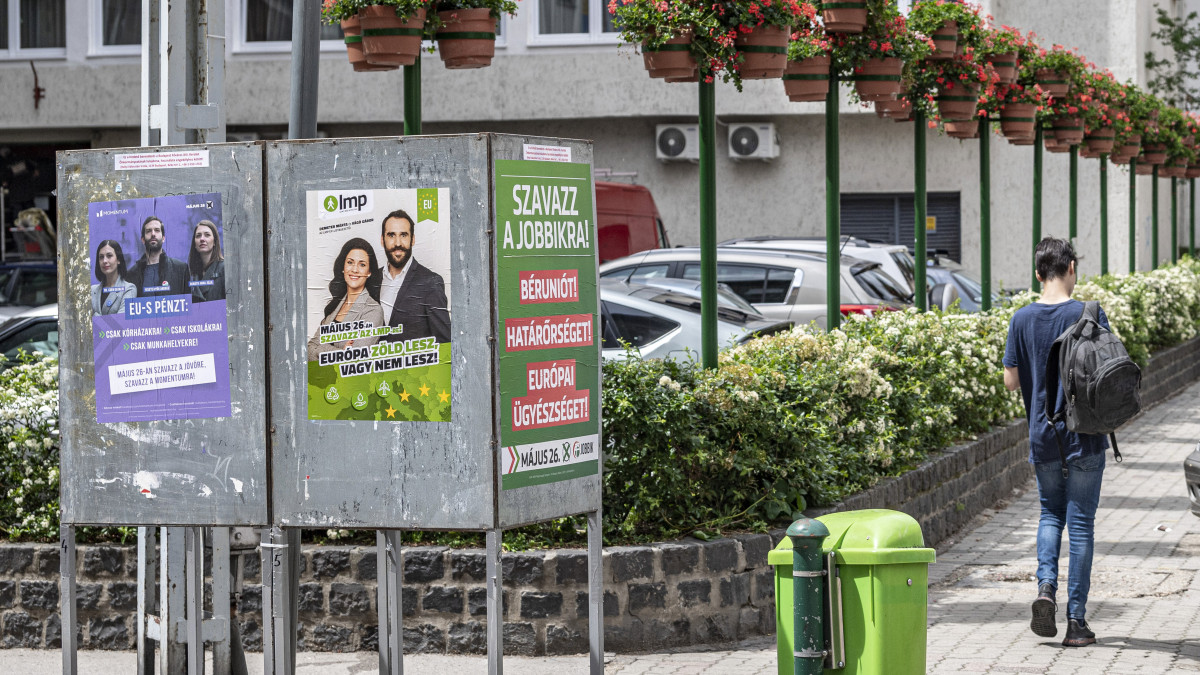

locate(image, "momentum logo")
[[319, 190, 373, 217]]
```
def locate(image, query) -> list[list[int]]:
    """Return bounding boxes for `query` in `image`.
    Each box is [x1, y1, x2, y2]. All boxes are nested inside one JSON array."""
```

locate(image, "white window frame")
[[0, 0, 68, 61], [526, 0, 619, 47], [229, 0, 347, 55], [87, 0, 141, 57]]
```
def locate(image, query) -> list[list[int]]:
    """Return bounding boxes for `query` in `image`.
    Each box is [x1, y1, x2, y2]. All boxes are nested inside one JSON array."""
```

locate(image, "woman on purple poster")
[[90, 240, 137, 315], [188, 219, 226, 302]]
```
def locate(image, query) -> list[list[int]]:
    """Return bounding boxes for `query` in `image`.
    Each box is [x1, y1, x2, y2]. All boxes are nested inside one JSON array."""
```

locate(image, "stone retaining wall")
[[3, 336, 1197, 654]]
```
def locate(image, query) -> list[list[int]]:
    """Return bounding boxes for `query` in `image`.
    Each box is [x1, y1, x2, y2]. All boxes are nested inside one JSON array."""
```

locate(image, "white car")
[[721, 236, 917, 296], [0, 303, 58, 369]]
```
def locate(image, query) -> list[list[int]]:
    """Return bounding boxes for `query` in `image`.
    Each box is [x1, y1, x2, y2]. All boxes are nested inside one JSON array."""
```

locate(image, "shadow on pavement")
[[1094, 636, 1199, 661]]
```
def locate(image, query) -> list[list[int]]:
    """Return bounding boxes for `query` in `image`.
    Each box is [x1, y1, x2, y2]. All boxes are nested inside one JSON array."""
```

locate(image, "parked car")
[[925, 253, 997, 313], [600, 279, 792, 361], [0, 303, 58, 370], [720, 236, 917, 296], [598, 247, 911, 329], [596, 181, 670, 263], [0, 261, 57, 320]]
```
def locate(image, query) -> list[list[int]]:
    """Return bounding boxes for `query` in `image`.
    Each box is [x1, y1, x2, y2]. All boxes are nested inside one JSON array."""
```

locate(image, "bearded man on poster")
[[126, 215, 190, 298], [378, 209, 451, 344]]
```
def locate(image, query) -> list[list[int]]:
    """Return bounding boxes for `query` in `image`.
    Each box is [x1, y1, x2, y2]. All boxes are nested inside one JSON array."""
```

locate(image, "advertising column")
[[495, 159, 600, 490]]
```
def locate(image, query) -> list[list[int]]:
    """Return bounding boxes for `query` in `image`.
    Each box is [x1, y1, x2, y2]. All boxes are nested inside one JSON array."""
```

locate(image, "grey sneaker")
[[1062, 619, 1096, 647], [1031, 583, 1057, 638]]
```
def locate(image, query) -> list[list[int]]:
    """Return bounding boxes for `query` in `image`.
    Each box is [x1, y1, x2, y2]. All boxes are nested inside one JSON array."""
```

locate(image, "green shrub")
[[0, 355, 60, 540]]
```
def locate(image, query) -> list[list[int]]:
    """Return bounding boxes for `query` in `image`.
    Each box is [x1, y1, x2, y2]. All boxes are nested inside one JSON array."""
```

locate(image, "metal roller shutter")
[[841, 192, 962, 262]]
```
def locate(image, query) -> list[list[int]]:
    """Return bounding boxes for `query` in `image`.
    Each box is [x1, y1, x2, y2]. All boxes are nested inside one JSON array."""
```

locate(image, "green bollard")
[[788, 517, 830, 675]]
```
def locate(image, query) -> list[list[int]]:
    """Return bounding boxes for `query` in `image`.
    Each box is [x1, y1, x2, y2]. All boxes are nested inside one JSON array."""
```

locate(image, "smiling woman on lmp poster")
[[306, 237, 385, 361]]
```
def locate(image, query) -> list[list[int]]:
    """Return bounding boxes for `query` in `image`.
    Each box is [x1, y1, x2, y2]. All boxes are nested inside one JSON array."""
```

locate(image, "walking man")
[[1003, 237, 1109, 647]]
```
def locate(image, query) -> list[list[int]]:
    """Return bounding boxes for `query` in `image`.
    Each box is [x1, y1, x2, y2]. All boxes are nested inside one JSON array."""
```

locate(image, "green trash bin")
[[771, 509, 935, 675]]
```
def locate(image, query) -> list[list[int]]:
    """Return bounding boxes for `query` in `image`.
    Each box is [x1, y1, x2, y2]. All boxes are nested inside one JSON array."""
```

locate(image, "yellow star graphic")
[[385, 405, 396, 418], [438, 390, 449, 403], [399, 389, 411, 403], [419, 383, 431, 397]]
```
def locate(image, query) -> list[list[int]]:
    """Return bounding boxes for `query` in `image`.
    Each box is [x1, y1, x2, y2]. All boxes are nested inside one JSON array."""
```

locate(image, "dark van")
[[595, 181, 670, 262]]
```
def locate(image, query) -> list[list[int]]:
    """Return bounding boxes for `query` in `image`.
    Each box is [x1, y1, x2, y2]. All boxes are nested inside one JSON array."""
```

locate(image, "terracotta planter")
[[1009, 135, 1036, 146], [999, 102, 1037, 138], [1044, 135, 1071, 153], [665, 73, 699, 83], [436, 8, 496, 69], [1035, 68, 1070, 98], [1134, 161, 1155, 175], [1141, 143, 1168, 165], [735, 25, 789, 79], [1109, 152, 1132, 165], [642, 32, 697, 80], [874, 97, 911, 119], [1110, 141, 1141, 166], [853, 57, 903, 101], [1186, 165, 1200, 179], [1186, 134, 1197, 148], [360, 5, 426, 67], [1051, 117, 1084, 145], [937, 83, 980, 121], [945, 119, 980, 139], [342, 16, 398, 71], [783, 55, 831, 102], [821, 1, 867, 34], [987, 52, 1019, 85], [929, 20, 958, 60], [1079, 145, 1102, 159], [1162, 163, 1188, 179], [1084, 127, 1115, 154]]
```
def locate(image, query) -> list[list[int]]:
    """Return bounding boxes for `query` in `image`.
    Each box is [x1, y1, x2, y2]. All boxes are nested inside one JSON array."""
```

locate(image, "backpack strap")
[[1044, 336, 1071, 478], [1110, 433, 1124, 463]]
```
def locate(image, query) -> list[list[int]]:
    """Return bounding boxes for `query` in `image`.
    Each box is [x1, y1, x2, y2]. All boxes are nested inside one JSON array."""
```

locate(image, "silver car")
[[721, 236, 918, 295]]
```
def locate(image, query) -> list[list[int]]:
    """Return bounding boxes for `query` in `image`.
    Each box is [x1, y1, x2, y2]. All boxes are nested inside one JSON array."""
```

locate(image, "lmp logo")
[[319, 191, 373, 216]]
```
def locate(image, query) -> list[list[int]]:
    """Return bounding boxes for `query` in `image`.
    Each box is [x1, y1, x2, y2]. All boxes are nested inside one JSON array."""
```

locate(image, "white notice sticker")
[[522, 145, 572, 163], [114, 150, 210, 171], [108, 353, 218, 395]]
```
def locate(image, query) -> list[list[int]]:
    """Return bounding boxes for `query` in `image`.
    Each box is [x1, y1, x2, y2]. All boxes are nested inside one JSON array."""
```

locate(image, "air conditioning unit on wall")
[[655, 124, 700, 161], [728, 123, 780, 161]]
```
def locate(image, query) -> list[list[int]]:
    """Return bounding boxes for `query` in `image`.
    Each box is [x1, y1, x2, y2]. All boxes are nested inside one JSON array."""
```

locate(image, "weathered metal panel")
[[57, 143, 269, 526], [266, 135, 496, 529]]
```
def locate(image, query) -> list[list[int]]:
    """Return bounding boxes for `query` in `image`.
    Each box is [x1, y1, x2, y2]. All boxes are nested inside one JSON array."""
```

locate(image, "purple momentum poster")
[[88, 193, 231, 422]]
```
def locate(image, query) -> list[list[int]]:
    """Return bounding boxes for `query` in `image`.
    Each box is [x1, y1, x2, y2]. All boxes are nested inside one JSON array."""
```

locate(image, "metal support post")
[[788, 517, 830, 675], [1032, 127, 1043, 291], [826, 70, 841, 328], [1100, 154, 1109, 275], [137, 527, 158, 675], [60, 525, 78, 675], [1130, 158, 1138, 273], [161, 527, 187, 674], [261, 526, 294, 675], [1172, 177, 1178, 263], [698, 80, 717, 366], [212, 528, 233, 675], [404, 56, 422, 135], [979, 121, 991, 311], [289, 0, 321, 140], [587, 509, 604, 675], [1069, 145, 1078, 246], [486, 529, 505, 675], [1191, 177, 1196, 257], [186, 528, 204, 674], [377, 530, 405, 675], [914, 111, 928, 311], [1153, 166, 1159, 269]]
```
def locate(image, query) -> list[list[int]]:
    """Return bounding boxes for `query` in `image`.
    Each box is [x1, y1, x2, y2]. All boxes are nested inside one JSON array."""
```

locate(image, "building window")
[[531, 0, 618, 44], [1, 0, 66, 57], [88, 0, 140, 56], [235, 0, 343, 52]]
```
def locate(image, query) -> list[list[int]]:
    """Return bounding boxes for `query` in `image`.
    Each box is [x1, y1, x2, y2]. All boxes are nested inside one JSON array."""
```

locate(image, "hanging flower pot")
[[945, 119, 980, 139], [1051, 117, 1084, 145], [436, 8, 497, 69], [929, 20, 958, 60], [875, 97, 912, 119], [1044, 135, 1071, 153], [1035, 68, 1070, 98], [987, 53, 1019, 85], [999, 103, 1037, 139], [643, 32, 697, 80], [1084, 127, 1115, 154], [821, 1, 867, 34], [735, 25, 789, 79], [1141, 143, 1168, 165], [1186, 165, 1200, 179], [937, 83, 980, 121], [342, 15, 399, 71], [1162, 162, 1188, 179], [1009, 135, 1036, 146], [665, 73, 700, 83], [1079, 145, 1102, 159], [1185, 135, 1197, 148], [783, 55, 832, 102], [360, 6, 426, 67], [1111, 139, 1140, 165], [852, 57, 903, 101], [1135, 161, 1155, 175]]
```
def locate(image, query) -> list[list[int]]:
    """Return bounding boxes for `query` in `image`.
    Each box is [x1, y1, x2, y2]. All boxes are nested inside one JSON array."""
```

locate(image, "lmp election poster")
[[305, 187, 452, 421], [88, 193, 232, 422], [495, 160, 600, 490]]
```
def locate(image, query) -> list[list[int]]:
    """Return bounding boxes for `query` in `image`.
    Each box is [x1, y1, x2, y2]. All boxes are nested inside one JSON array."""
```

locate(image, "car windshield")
[[890, 251, 916, 289], [852, 264, 909, 302], [952, 271, 985, 302]]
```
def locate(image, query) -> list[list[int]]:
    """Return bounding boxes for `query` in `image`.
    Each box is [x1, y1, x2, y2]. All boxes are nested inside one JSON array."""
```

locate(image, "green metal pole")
[[788, 517, 830, 675], [1069, 145, 1078, 246], [404, 55, 422, 135], [1100, 154, 1108, 275], [980, 120, 992, 311], [1152, 166, 1159, 269], [699, 80, 717, 369], [1191, 177, 1196, 258], [826, 71, 841, 330], [1130, 158, 1137, 273], [914, 111, 927, 311], [1032, 126, 1043, 291], [1171, 177, 1178, 263]]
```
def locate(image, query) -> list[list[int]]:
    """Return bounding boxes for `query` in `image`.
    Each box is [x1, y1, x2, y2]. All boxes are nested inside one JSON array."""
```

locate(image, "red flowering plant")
[[975, 81, 1048, 121], [831, 0, 932, 79], [321, 0, 368, 22], [786, 2, 830, 62], [1069, 69, 1124, 134], [907, 0, 986, 48], [1154, 106, 1191, 162], [1019, 42, 1086, 100], [977, 23, 1027, 59], [611, 0, 699, 50]]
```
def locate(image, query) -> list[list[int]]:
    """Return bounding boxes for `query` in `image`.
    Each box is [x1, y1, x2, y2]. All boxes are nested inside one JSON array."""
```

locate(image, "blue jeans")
[[1033, 452, 1105, 621]]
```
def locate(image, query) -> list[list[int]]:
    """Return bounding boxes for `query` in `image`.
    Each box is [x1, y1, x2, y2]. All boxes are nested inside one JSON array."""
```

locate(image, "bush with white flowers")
[[0, 355, 60, 540]]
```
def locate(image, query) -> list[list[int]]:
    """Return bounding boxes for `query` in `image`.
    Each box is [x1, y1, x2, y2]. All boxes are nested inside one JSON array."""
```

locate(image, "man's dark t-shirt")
[[1003, 299, 1111, 465]]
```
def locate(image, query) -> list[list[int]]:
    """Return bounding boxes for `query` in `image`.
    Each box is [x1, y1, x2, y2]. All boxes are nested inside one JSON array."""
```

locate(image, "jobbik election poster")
[[88, 193, 232, 423], [494, 159, 600, 490], [305, 188, 452, 422]]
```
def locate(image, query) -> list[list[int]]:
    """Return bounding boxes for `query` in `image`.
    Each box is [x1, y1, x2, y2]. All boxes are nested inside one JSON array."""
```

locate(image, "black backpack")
[[1044, 301, 1142, 476]]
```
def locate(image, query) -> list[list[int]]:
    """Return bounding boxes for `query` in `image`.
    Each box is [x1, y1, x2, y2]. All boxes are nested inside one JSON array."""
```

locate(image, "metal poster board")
[[57, 143, 269, 526], [267, 134, 601, 530]]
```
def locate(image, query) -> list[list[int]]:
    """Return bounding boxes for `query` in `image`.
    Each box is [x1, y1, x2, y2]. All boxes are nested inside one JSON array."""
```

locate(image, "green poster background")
[[495, 159, 600, 489]]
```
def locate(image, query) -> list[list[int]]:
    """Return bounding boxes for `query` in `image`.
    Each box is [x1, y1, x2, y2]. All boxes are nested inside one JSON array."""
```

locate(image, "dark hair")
[[381, 209, 415, 237], [141, 215, 165, 238], [94, 240, 128, 283], [324, 237, 382, 317], [1035, 237, 1077, 282], [188, 220, 224, 276]]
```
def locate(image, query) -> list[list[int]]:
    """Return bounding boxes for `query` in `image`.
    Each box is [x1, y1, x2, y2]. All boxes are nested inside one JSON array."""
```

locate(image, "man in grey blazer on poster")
[[379, 209, 451, 344]]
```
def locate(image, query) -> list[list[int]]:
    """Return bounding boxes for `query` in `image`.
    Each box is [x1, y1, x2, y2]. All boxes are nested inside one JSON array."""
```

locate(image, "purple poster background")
[[88, 193, 232, 422]]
